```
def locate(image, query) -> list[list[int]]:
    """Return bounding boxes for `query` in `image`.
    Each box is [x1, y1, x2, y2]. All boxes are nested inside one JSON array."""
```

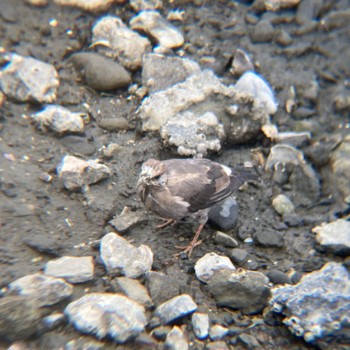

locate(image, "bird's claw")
[[174, 239, 203, 258], [155, 219, 175, 231]]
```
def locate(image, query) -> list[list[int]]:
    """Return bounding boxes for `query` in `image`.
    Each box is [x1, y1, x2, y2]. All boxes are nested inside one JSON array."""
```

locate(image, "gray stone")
[[254, 0, 300, 11], [205, 341, 230, 350], [275, 131, 311, 147], [100, 232, 153, 278], [254, 228, 284, 248], [209, 197, 239, 231], [160, 111, 225, 157], [250, 19, 274, 43], [154, 294, 197, 325], [41, 312, 65, 331], [70, 52, 131, 91], [112, 277, 153, 308], [0, 54, 58, 103], [7, 273, 73, 306], [192, 312, 209, 340], [164, 326, 188, 350], [65, 293, 147, 343], [238, 333, 260, 348], [109, 206, 148, 234], [57, 155, 111, 191], [266, 269, 292, 285], [230, 49, 254, 77], [208, 268, 271, 315], [209, 324, 229, 341], [195, 252, 235, 283], [130, 0, 162, 12], [44, 256, 94, 283], [145, 271, 180, 306], [92, 16, 151, 71], [229, 248, 249, 266], [214, 231, 239, 248], [270, 262, 350, 346], [142, 53, 200, 94], [312, 219, 350, 255], [130, 10, 184, 50], [64, 339, 105, 350], [31, 105, 85, 135], [0, 296, 46, 342], [272, 194, 295, 216], [54, 0, 114, 12], [235, 71, 277, 115]]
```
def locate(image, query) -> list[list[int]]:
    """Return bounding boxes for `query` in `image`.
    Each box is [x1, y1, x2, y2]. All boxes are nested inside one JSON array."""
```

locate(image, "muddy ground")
[[0, 0, 349, 349]]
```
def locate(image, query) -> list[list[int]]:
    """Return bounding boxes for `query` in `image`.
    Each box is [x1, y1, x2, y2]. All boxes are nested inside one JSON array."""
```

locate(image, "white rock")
[[209, 324, 229, 341], [260, 0, 301, 12], [65, 293, 147, 343], [154, 294, 197, 324], [235, 71, 277, 115], [8, 273, 73, 306], [130, 10, 184, 50], [130, 0, 162, 12], [92, 16, 151, 71], [312, 219, 350, 254], [100, 232, 153, 278], [195, 252, 235, 283], [272, 194, 295, 216], [192, 312, 209, 340], [160, 111, 225, 157], [57, 155, 111, 191], [54, 0, 115, 12], [31, 105, 84, 134], [0, 54, 58, 103], [165, 326, 188, 350], [44, 256, 94, 283]]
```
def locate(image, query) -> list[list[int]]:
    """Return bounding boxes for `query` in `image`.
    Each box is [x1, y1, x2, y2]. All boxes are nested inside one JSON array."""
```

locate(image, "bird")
[[137, 158, 258, 257]]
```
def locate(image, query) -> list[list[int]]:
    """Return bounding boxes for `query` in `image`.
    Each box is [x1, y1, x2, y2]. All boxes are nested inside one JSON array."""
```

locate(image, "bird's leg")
[[175, 223, 205, 257], [155, 218, 175, 231]]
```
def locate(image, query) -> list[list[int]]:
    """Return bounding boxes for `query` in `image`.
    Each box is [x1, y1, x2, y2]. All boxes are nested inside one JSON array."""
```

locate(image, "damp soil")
[[0, 0, 349, 349]]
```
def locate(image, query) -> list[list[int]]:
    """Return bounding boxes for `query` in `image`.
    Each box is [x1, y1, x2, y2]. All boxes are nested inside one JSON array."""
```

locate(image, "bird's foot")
[[174, 239, 203, 258], [155, 218, 175, 231]]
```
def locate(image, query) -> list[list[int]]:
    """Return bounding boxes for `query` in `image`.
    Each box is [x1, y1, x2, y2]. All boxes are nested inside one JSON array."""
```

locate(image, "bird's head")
[[137, 159, 167, 188]]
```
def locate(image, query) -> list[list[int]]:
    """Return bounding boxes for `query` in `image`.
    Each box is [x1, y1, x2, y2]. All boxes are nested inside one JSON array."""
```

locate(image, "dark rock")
[[254, 228, 284, 247], [70, 52, 131, 91], [134, 332, 158, 349], [266, 269, 292, 285], [62, 136, 96, 157], [96, 117, 133, 132], [208, 196, 239, 231], [283, 213, 303, 227], [230, 248, 249, 266], [250, 19, 274, 43], [214, 231, 239, 248], [23, 235, 63, 256], [208, 268, 271, 315], [152, 325, 172, 340], [238, 333, 260, 349], [274, 29, 293, 46]]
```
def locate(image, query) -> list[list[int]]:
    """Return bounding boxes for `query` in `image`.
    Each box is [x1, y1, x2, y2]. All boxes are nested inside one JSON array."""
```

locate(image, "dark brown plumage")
[[137, 158, 257, 256]]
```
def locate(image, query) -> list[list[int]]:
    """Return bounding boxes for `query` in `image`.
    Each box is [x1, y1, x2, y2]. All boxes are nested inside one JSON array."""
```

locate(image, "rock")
[[54, 0, 115, 12], [205, 341, 230, 350], [254, 228, 284, 247], [254, 0, 301, 12], [25, 0, 48, 6], [112, 277, 153, 308], [152, 325, 172, 340], [65, 293, 147, 343], [57, 155, 111, 191], [237, 333, 260, 348], [130, 0, 162, 12], [154, 294, 197, 325], [214, 231, 239, 248], [109, 206, 148, 234], [192, 312, 209, 340], [272, 194, 295, 216], [274, 29, 293, 46], [209, 324, 229, 341], [62, 135, 96, 157], [312, 219, 350, 255], [92, 16, 151, 71], [145, 271, 180, 306], [195, 252, 235, 283], [164, 326, 188, 350], [130, 10, 184, 50], [138, 69, 230, 131], [160, 111, 225, 157], [208, 197, 239, 231], [235, 71, 277, 115], [229, 248, 249, 266], [208, 268, 271, 315], [266, 269, 292, 285], [274, 131, 311, 147], [31, 105, 85, 134], [65, 339, 105, 350], [41, 313, 65, 331], [100, 232, 153, 278], [70, 52, 131, 91], [250, 19, 274, 43], [134, 332, 158, 349], [230, 49, 254, 77], [23, 234, 63, 256], [7, 273, 73, 306], [0, 54, 58, 103], [0, 296, 46, 342], [266, 144, 320, 207], [142, 53, 200, 94], [44, 256, 94, 283], [270, 262, 350, 346]]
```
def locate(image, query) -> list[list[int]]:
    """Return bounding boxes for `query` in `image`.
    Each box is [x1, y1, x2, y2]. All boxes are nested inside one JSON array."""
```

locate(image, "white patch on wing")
[[172, 195, 190, 208], [221, 164, 232, 176]]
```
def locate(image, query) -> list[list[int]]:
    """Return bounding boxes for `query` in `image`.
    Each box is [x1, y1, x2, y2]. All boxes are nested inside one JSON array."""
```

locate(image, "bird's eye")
[[153, 175, 161, 180]]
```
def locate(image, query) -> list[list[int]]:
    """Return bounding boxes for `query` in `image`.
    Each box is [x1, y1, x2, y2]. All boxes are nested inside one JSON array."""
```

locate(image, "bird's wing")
[[164, 159, 256, 212]]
